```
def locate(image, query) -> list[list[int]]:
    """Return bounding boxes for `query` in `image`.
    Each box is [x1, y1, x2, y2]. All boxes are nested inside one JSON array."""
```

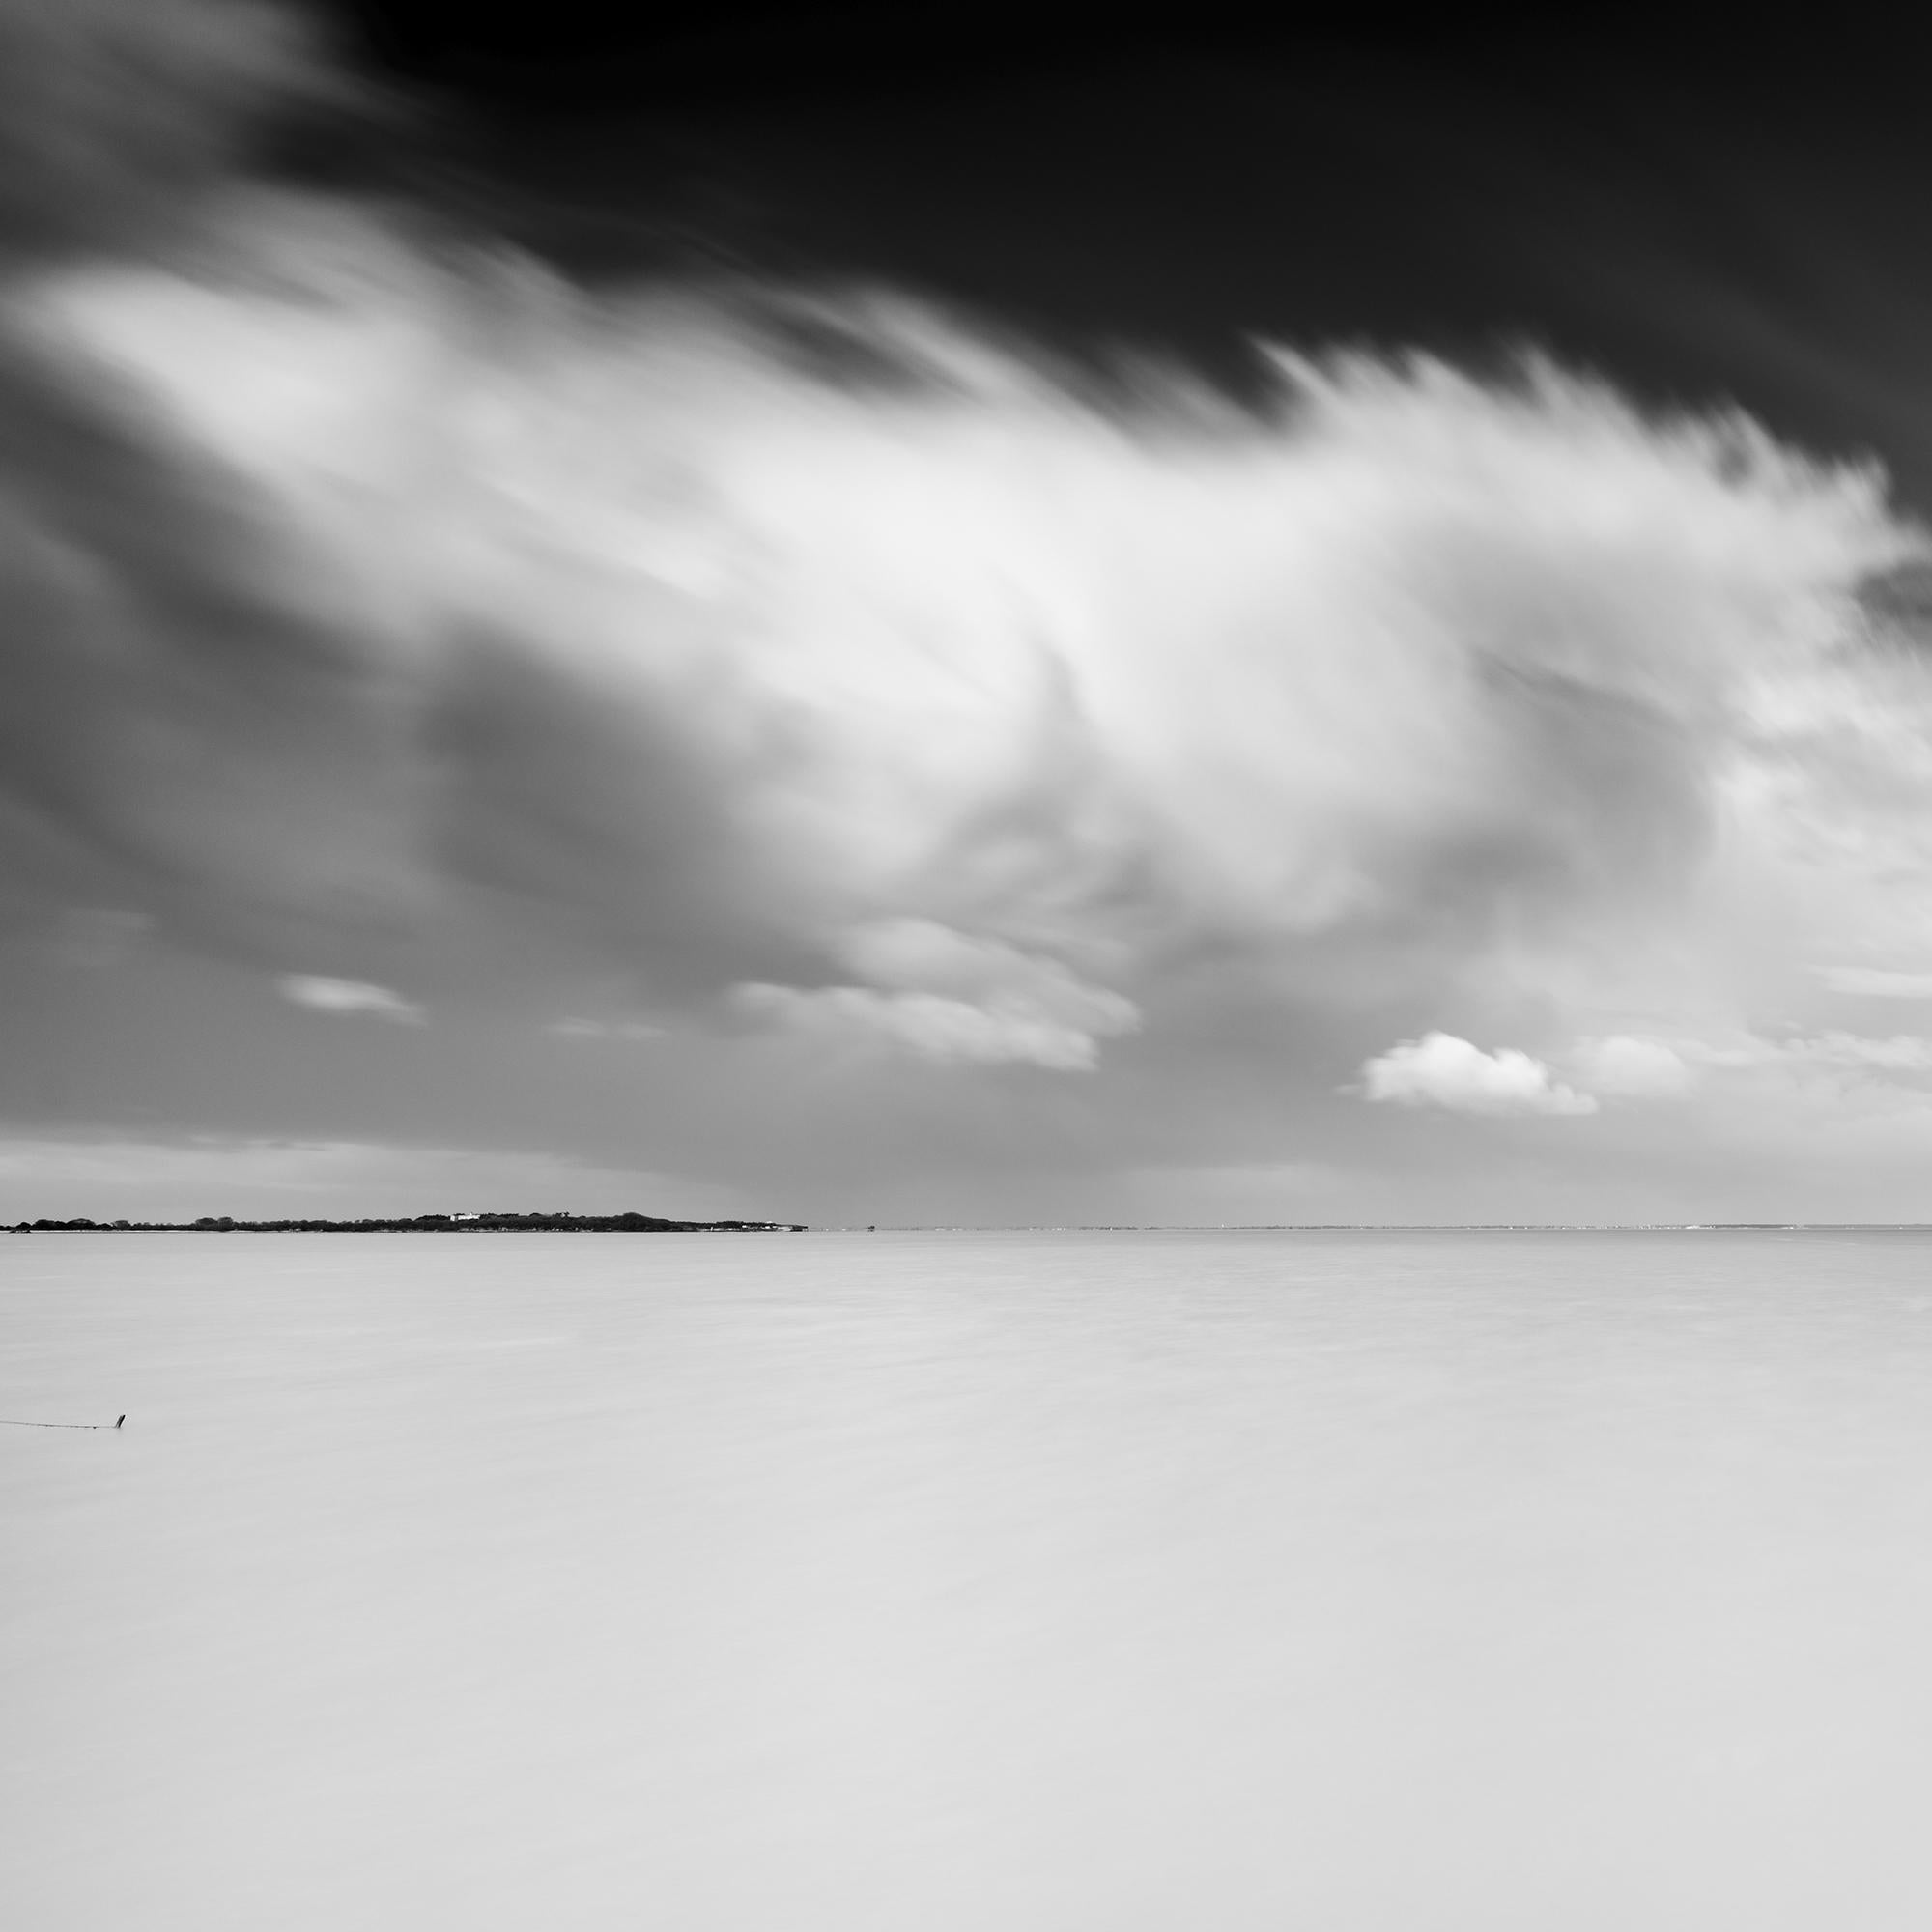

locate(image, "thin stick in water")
[[0, 1413, 124, 1429]]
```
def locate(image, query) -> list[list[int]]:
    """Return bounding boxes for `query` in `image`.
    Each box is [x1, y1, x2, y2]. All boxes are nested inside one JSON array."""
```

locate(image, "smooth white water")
[[7, 1228, 1932, 1929]]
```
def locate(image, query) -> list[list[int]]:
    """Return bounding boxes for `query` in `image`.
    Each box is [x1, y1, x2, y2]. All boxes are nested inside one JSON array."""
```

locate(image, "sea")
[[6, 1226, 1932, 1930]]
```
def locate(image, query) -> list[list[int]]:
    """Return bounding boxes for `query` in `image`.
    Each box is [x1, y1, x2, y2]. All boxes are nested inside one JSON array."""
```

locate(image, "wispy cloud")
[[1685, 1031, 1932, 1074], [1816, 967, 1932, 999], [734, 919, 1141, 1070], [546, 1018, 666, 1040], [1564, 1035, 1694, 1098], [734, 982, 1128, 1072], [276, 975, 423, 1022]]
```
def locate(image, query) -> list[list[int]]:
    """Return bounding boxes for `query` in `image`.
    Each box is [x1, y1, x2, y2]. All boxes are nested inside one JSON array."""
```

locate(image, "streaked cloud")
[[1685, 1031, 1932, 1074], [1816, 967, 1932, 999], [734, 919, 1141, 1070], [734, 982, 1128, 1072]]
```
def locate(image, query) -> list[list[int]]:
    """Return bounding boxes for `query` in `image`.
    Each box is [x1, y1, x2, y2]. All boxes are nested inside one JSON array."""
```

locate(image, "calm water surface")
[[7, 1228, 1932, 1929]]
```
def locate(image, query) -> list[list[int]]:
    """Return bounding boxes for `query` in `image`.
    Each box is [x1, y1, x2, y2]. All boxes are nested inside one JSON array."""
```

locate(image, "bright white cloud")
[[276, 975, 423, 1022], [1360, 1033, 1599, 1116]]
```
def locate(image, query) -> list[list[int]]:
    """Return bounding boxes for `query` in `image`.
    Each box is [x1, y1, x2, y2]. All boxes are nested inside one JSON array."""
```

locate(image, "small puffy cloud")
[[1566, 1034, 1694, 1097], [276, 974, 422, 1022], [1816, 967, 1932, 999], [1360, 1032, 1599, 1116]]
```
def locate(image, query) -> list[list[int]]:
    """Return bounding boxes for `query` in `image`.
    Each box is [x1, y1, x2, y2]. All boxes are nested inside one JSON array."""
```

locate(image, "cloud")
[[1360, 1033, 1599, 1116], [733, 918, 1141, 1069], [734, 983, 1126, 1072], [1356, 1022, 1932, 1126], [4, 66, 1932, 1225], [1686, 1031, 1932, 1074], [1816, 967, 1932, 999], [1805, 1034, 1932, 1071], [12, 11, 1932, 1221], [276, 974, 423, 1022], [0, 0, 363, 259], [4, 229, 1916, 1083], [1565, 1034, 1694, 1097]]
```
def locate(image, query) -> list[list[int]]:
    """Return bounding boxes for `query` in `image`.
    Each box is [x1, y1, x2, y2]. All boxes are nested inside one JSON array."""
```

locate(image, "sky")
[[8, 0, 1932, 1224]]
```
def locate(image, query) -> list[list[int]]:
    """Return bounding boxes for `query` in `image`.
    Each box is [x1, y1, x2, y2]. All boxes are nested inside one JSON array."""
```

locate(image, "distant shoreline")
[[7, 1213, 808, 1235], [12, 1219, 1932, 1236]]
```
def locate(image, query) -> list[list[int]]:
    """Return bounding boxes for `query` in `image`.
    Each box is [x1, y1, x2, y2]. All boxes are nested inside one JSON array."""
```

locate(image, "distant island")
[[7, 1212, 807, 1234]]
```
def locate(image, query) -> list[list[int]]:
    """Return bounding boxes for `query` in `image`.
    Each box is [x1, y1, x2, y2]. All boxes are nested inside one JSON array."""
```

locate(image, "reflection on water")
[[7, 1228, 1932, 1929]]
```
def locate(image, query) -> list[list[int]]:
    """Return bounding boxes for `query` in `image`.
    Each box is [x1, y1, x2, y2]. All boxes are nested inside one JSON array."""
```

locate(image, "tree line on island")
[[8, 1212, 808, 1234]]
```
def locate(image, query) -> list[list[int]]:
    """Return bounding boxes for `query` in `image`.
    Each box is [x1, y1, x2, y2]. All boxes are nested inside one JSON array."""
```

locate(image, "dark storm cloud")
[[0, 280, 815, 1004], [0, 0, 368, 258]]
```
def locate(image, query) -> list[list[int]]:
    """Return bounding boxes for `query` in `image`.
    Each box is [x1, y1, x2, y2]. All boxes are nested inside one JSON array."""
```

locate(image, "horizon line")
[[14, 1216, 1932, 1234]]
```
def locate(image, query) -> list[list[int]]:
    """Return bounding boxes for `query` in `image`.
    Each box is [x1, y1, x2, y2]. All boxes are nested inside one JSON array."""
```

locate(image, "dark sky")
[[319, 6, 1932, 492]]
